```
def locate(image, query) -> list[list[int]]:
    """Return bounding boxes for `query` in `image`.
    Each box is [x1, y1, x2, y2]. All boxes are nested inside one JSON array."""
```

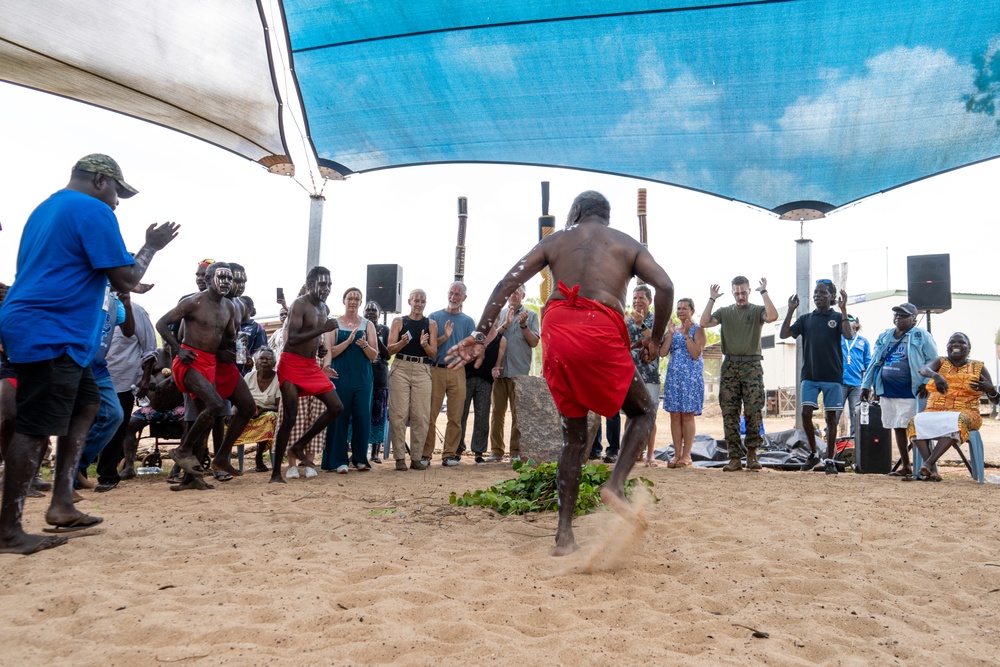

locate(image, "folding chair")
[[912, 431, 985, 484]]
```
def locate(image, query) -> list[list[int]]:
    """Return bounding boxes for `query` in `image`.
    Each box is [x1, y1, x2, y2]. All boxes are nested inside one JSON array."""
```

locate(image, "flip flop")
[[888, 470, 911, 477], [213, 469, 234, 482], [900, 473, 917, 481], [919, 466, 942, 482], [43, 515, 103, 534]]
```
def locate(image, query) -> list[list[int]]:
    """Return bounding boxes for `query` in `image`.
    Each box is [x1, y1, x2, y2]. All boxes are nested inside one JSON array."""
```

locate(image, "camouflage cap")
[[73, 154, 138, 198]]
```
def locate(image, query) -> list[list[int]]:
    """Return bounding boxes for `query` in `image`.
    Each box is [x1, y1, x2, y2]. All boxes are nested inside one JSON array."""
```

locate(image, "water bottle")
[[235, 337, 247, 365], [986, 473, 1000, 484], [136, 466, 162, 475], [130, 383, 150, 408], [860, 402, 869, 426]]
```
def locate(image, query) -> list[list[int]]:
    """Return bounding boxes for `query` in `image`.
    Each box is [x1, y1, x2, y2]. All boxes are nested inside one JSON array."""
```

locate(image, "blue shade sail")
[[284, 0, 1000, 210]]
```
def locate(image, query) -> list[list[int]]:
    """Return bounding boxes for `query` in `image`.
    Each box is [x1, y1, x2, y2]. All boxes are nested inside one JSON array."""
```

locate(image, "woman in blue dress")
[[659, 298, 706, 467], [322, 288, 380, 473]]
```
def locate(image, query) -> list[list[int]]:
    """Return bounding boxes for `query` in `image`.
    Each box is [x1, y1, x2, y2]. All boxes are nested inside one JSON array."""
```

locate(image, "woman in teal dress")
[[321, 287, 380, 473]]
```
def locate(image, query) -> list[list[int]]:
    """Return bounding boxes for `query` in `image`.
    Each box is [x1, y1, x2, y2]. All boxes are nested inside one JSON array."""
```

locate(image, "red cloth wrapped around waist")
[[172, 344, 217, 398], [540, 282, 634, 418], [276, 350, 333, 397], [215, 362, 241, 400]]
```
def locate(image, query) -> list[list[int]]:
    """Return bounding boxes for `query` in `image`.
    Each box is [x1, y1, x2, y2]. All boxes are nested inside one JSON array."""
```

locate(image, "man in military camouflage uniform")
[[699, 276, 778, 471]]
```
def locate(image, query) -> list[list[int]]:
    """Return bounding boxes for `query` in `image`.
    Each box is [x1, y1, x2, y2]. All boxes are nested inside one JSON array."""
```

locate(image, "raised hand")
[[838, 288, 849, 309], [444, 320, 454, 338], [420, 329, 430, 347], [666, 320, 677, 336], [518, 310, 529, 327], [788, 294, 799, 311], [709, 284, 723, 300], [757, 277, 768, 292], [145, 222, 180, 250]]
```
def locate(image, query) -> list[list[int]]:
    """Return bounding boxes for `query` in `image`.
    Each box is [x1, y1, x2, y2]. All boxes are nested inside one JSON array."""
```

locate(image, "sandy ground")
[[2, 410, 1000, 666]]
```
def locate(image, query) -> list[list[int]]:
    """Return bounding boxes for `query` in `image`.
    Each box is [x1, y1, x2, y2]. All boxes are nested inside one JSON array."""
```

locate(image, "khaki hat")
[[73, 154, 138, 198]]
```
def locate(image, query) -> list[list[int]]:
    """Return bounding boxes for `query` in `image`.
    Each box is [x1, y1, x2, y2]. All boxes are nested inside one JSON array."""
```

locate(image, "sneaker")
[[420, 457, 431, 468], [475, 455, 486, 464], [603, 454, 618, 464], [486, 454, 503, 463], [510, 452, 522, 462], [442, 457, 460, 467], [336, 465, 349, 474], [722, 458, 742, 472], [353, 462, 371, 471], [303, 466, 318, 479], [824, 459, 838, 475], [395, 459, 408, 471], [285, 466, 300, 479], [94, 481, 119, 492], [588, 453, 601, 461], [410, 460, 428, 471], [800, 453, 819, 472]]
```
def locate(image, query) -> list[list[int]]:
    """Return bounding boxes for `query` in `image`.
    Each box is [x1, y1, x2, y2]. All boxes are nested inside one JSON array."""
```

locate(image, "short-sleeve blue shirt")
[[428, 309, 476, 364], [0, 189, 133, 367]]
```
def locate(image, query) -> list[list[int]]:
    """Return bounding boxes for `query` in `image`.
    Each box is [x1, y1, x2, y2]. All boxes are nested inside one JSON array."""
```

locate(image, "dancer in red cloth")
[[270, 266, 343, 483], [157, 262, 236, 487], [448, 191, 674, 555]]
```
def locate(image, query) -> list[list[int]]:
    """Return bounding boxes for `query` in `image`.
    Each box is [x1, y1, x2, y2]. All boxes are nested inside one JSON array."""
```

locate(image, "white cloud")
[[609, 49, 722, 138], [776, 45, 997, 158], [733, 168, 831, 204], [438, 34, 519, 76]]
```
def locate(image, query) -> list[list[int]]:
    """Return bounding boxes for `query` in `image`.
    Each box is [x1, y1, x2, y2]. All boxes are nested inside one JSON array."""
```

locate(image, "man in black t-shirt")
[[779, 280, 853, 474]]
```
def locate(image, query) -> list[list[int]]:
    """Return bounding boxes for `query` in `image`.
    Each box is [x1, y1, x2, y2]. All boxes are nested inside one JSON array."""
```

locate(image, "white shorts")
[[879, 397, 917, 429]]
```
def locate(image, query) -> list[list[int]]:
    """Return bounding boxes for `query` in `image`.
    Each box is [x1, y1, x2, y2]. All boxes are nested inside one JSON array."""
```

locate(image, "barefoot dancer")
[[0, 154, 178, 554], [271, 267, 343, 483], [448, 191, 674, 556], [156, 262, 242, 488]]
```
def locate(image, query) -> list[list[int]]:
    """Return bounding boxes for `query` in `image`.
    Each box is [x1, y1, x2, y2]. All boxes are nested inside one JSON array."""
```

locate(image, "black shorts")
[[13, 355, 101, 437]]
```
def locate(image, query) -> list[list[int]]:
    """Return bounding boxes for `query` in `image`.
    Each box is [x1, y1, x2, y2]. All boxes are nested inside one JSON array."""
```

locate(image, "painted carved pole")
[[538, 182, 555, 303], [636, 188, 648, 285], [455, 196, 467, 283]]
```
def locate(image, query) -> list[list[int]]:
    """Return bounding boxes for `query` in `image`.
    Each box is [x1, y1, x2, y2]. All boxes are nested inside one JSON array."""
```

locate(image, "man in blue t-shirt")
[[0, 154, 178, 555], [422, 282, 476, 466], [780, 279, 853, 474]]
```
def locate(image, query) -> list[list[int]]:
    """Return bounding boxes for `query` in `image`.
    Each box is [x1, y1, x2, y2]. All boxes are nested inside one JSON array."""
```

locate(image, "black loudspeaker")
[[854, 403, 892, 474], [907, 254, 951, 313], [366, 264, 403, 313]]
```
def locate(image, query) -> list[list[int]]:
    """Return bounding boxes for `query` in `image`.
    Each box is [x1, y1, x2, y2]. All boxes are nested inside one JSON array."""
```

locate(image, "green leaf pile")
[[449, 459, 657, 516]]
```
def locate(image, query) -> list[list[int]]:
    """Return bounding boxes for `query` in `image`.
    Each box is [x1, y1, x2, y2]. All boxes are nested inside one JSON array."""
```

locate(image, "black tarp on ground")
[[653, 430, 848, 471]]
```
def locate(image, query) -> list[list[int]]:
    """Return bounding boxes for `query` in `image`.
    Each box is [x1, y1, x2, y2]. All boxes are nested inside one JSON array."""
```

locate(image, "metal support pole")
[[307, 194, 325, 272], [794, 237, 812, 429]]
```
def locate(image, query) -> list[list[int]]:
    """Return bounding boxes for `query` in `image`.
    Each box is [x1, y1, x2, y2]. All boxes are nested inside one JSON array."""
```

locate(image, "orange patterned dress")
[[907, 359, 983, 443]]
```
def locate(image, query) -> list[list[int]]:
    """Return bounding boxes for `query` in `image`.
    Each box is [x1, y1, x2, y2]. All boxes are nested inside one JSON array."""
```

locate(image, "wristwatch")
[[471, 331, 486, 344]]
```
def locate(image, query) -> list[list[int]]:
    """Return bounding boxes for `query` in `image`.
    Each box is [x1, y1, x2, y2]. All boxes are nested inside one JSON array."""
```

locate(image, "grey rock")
[[512, 375, 600, 464]]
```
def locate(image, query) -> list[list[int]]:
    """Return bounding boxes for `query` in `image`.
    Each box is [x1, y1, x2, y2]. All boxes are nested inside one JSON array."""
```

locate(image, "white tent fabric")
[[0, 0, 289, 165]]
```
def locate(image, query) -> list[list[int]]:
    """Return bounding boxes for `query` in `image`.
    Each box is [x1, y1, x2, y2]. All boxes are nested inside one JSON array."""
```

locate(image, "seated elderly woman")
[[906, 332, 998, 481], [233, 348, 281, 472]]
